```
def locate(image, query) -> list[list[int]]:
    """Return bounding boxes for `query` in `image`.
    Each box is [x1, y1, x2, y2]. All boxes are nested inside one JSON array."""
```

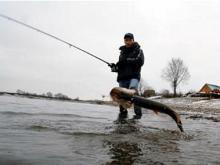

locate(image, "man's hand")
[[108, 63, 118, 72]]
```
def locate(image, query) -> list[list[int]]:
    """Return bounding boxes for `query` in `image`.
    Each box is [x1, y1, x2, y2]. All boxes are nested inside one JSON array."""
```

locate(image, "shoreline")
[[0, 92, 116, 106], [1, 92, 219, 114], [155, 97, 220, 114]]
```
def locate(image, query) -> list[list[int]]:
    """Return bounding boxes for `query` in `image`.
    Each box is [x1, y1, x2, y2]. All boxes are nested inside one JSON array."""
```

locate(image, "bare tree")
[[161, 58, 190, 97]]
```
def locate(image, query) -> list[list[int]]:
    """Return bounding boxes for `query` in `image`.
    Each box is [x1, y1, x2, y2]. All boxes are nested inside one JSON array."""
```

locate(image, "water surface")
[[0, 95, 219, 165]]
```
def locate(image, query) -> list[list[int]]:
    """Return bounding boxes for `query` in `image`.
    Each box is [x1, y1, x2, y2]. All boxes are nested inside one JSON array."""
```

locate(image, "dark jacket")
[[116, 42, 144, 82]]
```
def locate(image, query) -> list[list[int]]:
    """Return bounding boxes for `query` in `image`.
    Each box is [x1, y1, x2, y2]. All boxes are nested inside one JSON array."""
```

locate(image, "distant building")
[[16, 89, 25, 94], [143, 89, 156, 97], [54, 93, 69, 99], [199, 83, 220, 94], [46, 92, 53, 97]]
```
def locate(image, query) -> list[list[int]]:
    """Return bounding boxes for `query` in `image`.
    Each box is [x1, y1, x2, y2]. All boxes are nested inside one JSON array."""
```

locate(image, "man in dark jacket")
[[109, 33, 144, 119]]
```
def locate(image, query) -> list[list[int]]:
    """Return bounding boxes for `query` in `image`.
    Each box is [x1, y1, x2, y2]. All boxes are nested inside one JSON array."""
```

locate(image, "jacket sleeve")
[[127, 49, 144, 67]]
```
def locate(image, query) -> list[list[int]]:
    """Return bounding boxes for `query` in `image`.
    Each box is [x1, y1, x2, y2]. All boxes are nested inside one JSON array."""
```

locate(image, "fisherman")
[[109, 33, 144, 119]]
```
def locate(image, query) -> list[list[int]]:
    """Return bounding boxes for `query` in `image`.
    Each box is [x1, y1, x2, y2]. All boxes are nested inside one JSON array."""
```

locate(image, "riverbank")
[[0, 91, 116, 106], [1, 92, 220, 114], [154, 97, 220, 114]]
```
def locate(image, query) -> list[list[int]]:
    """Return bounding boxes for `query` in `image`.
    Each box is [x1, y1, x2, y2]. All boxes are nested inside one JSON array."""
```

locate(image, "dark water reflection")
[[105, 119, 143, 165], [103, 118, 184, 165], [105, 141, 142, 165]]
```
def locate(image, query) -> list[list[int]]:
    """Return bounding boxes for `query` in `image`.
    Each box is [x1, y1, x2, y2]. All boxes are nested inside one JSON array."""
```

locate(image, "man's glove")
[[108, 63, 118, 72]]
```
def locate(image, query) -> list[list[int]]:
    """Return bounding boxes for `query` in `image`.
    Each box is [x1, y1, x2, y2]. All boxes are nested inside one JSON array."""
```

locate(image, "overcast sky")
[[0, 0, 219, 99]]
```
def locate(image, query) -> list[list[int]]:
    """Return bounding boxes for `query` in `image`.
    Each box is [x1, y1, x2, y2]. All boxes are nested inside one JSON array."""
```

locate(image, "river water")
[[0, 95, 219, 165]]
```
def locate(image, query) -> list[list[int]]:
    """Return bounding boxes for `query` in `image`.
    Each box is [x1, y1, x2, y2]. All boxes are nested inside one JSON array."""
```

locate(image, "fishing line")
[[0, 14, 110, 65]]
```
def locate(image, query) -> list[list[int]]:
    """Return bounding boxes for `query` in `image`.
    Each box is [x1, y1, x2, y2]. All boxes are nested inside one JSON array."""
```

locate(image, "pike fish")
[[110, 87, 184, 132]]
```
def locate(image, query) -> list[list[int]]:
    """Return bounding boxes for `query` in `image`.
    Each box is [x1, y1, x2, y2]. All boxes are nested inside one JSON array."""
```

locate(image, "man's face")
[[124, 38, 134, 47]]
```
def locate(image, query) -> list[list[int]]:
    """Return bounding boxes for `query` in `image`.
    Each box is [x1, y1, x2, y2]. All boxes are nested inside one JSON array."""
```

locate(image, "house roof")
[[206, 83, 220, 90]]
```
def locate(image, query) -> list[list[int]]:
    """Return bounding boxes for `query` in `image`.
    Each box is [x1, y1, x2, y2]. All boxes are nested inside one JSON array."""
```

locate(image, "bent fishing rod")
[[0, 14, 110, 66]]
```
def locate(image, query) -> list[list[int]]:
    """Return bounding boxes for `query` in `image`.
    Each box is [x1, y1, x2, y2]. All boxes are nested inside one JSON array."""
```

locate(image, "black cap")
[[124, 33, 134, 40]]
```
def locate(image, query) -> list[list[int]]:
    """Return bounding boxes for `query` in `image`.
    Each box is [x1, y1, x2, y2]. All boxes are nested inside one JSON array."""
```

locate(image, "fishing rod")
[[0, 14, 111, 66]]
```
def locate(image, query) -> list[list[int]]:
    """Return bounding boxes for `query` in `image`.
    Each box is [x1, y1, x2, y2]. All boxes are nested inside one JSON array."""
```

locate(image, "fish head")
[[110, 87, 136, 109]]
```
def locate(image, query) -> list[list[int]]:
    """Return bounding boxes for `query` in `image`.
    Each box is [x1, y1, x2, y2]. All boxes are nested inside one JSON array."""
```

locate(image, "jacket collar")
[[119, 42, 140, 51]]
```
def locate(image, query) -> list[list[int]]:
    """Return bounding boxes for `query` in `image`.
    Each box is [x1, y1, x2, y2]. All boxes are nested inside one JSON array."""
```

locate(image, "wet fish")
[[110, 87, 184, 132]]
